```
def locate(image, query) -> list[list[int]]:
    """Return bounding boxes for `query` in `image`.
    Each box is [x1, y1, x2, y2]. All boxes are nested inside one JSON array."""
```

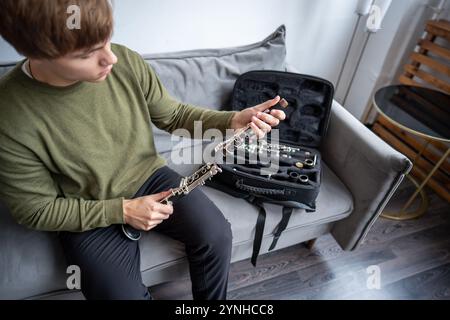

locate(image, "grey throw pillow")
[[143, 25, 287, 111]]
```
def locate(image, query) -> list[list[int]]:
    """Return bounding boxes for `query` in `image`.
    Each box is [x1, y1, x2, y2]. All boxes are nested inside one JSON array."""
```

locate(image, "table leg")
[[381, 148, 449, 220], [401, 147, 450, 213], [411, 140, 430, 166]]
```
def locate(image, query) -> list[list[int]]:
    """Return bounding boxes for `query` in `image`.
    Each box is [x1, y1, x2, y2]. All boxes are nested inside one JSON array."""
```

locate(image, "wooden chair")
[[369, 19, 450, 203]]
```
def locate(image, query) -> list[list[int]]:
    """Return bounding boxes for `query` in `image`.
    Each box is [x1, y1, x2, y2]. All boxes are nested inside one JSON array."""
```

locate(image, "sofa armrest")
[[323, 101, 412, 250]]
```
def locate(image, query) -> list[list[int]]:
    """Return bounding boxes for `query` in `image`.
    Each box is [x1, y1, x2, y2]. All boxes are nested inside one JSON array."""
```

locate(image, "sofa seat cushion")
[[138, 156, 353, 273], [0, 202, 69, 299], [201, 163, 353, 244]]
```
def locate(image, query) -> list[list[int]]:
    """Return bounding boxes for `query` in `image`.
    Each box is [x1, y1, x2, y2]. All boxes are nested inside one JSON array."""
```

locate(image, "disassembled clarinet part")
[[122, 163, 223, 242], [279, 98, 289, 108], [258, 139, 291, 151], [257, 140, 301, 154], [215, 128, 318, 171], [299, 175, 309, 184], [304, 159, 314, 168], [160, 163, 222, 205], [288, 172, 309, 184], [214, 123, 255, 156], [289, 171, 300, 182], [214, 96, 290, 157], [304, 154, 317, 169]]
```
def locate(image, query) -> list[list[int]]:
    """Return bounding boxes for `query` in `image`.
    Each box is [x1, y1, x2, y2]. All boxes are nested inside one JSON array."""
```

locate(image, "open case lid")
[[231, 70, 334, 148]]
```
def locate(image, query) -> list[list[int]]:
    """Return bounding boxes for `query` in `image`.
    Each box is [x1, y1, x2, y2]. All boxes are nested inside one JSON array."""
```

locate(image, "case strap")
[[250, 199, 266, 267], [249, 197, 294, 267], [268, 206, 293, 251]]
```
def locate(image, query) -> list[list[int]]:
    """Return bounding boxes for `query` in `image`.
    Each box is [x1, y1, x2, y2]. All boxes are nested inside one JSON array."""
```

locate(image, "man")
[[0, 0, 285, 300]]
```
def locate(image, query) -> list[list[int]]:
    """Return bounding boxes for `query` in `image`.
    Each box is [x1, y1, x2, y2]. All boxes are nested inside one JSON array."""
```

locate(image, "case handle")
[[235, 179, 285, 196]]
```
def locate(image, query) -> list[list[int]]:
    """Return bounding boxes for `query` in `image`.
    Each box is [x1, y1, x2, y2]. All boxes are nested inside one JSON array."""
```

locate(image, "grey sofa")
[[0, 25, 412, 300]]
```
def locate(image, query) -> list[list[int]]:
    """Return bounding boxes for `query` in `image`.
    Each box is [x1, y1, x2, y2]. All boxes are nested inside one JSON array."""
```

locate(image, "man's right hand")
[[122, 189, 174, 231]]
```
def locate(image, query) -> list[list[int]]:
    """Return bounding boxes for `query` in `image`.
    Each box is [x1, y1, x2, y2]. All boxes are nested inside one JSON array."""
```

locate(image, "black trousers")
[[58, 166, 232, 300]]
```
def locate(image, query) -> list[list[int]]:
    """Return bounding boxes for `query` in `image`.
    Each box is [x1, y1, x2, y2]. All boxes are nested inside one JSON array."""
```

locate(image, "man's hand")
[[123, 190, 174, 231], [230, 95, 287, 138]]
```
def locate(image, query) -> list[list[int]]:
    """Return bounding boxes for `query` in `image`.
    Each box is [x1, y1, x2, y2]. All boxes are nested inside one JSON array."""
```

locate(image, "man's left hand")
[[230, 95, 286, 138]]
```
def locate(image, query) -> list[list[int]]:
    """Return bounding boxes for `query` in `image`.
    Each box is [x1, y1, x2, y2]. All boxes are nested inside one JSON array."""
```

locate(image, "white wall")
[[112, 0, 360, 83], [0, 0, 444, 120]]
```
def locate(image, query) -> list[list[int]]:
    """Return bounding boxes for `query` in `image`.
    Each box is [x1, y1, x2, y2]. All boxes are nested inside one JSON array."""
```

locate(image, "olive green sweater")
[[0, 44, 236, 232]]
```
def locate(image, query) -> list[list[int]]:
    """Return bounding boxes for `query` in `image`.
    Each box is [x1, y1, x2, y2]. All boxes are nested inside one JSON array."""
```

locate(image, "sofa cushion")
[[144, 25, 286, 110]]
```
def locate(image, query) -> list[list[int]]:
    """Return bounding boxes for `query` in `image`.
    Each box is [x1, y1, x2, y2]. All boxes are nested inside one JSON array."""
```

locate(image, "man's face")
[[46, 40, 118, 83]]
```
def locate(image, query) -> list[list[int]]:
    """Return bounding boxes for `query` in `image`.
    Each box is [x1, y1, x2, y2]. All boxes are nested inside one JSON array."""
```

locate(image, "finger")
[[250, 122, 265, 139], [254, 95, 281, 113], [256, 112, 280, 127], [146, 190, 171, 202], [151, 212, 171, 221], [269, 109, 286, 121], [161, 203, 174, 215], [137, 219, 157, 231], [252, 115, 272, 133], [152, 202, 174, 215], [135, 223, 148, 231], [147, 189, 173, 202], [145, 220, 163, 230]]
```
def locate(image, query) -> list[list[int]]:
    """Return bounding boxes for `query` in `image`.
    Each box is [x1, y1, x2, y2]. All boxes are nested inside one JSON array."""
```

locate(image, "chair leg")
[[305, 238, 317, 250]]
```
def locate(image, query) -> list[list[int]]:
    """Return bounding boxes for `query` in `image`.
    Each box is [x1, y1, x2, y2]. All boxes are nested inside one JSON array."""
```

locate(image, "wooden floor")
[[149, 182, 450, 300]]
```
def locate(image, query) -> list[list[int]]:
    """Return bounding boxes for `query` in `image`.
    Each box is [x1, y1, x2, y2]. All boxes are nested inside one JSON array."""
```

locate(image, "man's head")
[[0, 0, 118, 84]]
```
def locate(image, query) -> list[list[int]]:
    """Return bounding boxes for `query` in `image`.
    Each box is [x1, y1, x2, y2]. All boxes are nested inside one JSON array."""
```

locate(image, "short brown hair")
[[0, 0, 113, 59]]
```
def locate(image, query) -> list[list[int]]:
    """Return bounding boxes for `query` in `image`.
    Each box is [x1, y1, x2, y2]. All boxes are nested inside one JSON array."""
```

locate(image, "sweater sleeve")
[[127, 48, 237, 136], [0, 135, 124, 232]]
